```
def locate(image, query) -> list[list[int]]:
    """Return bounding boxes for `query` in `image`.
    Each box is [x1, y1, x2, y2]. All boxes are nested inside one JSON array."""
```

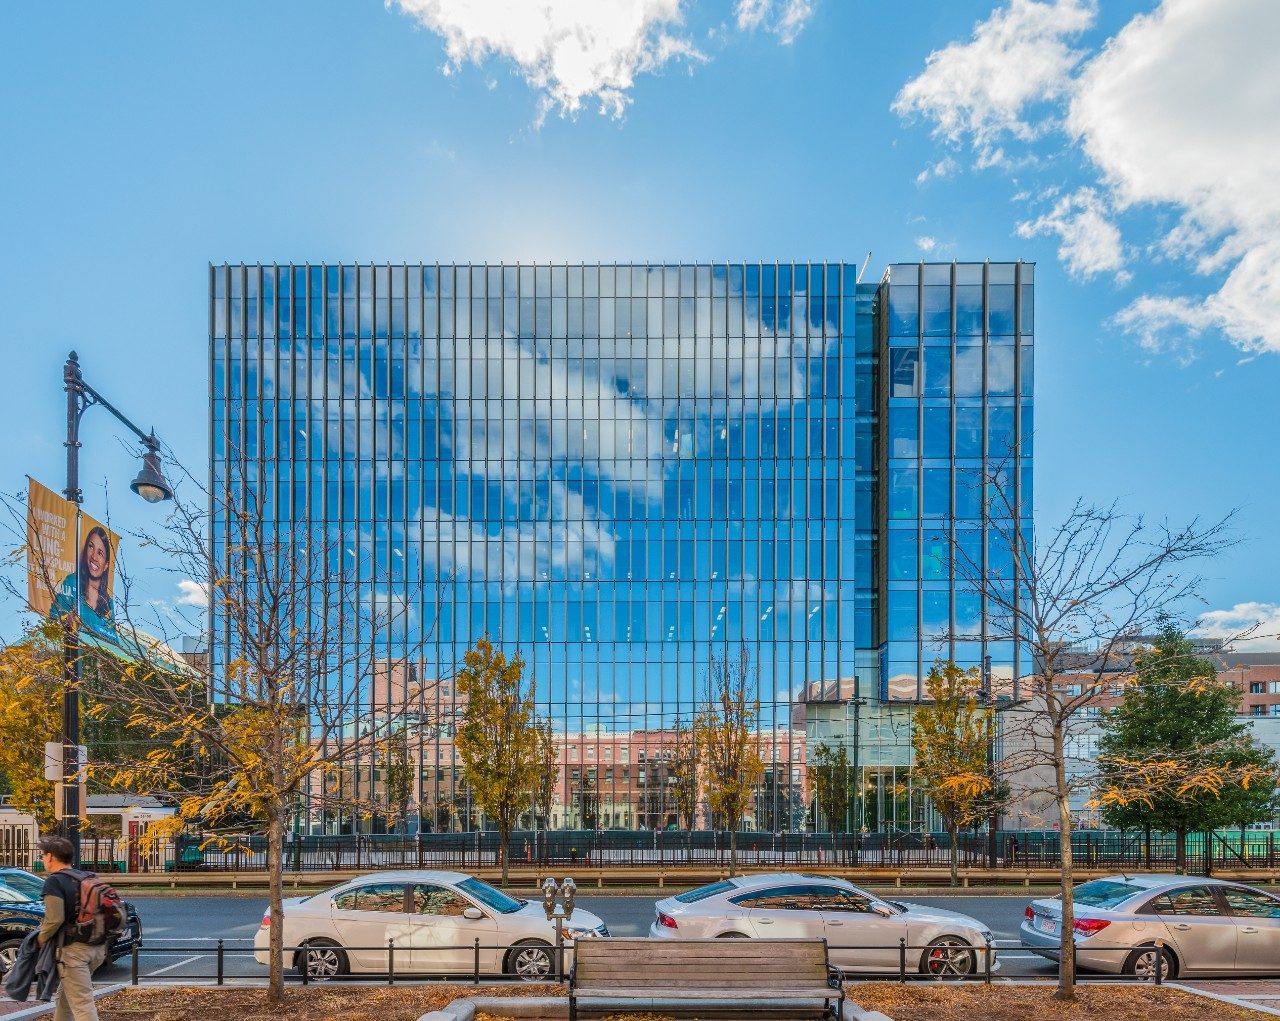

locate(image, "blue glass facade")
[[210, 261, 1031, 833]]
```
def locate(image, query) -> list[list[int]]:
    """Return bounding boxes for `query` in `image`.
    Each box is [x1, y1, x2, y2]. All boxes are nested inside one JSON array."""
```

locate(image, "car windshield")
[[675, 880, 737, 904], [1073, 880, 1147, 909], [457, 877, 523, 914], [0, 870, 45, 902]]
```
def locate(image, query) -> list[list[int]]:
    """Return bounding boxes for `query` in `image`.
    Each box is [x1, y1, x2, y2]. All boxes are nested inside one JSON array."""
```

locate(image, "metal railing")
[[64, 829, 1280, 875], [114, 936, 1178, 989]]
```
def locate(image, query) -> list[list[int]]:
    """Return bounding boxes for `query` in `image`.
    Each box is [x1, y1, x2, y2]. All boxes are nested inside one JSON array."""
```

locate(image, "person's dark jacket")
[[2, 929, 60, 1002]]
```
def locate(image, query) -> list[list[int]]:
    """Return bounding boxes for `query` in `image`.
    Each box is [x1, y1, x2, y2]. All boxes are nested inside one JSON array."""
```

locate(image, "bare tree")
[[957, 490, 1247, 999], [79, 475, 430, 1003], [668, 719, 702, 836]]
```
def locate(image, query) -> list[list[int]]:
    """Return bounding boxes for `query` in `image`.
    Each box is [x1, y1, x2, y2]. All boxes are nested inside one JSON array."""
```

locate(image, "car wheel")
[[717, 932, 749, 938], [0, 938, 22, 973], [295, 939, 348, 980], [1124, 944, 1178, 981], [506, 939, 555, 981], [920, 937, 976, 977]]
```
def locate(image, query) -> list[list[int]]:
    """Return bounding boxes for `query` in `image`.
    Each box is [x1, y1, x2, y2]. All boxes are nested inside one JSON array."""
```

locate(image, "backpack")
[[63, 869, 126, 945]]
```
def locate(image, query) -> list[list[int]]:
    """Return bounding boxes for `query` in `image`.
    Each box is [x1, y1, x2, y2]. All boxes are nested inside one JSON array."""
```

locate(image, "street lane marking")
[[145, 956, 201, 976]]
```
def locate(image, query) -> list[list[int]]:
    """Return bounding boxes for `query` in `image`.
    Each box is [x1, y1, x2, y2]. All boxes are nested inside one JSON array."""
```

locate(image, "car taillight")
[[657, 912, 678, 930], [1073, 917, 1110, 936], [1025, 906, 1034, 922], [260, 912, 271, 928]]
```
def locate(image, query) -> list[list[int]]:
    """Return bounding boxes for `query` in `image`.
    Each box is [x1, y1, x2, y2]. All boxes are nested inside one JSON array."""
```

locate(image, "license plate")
[[1035, 916, 1056, 933]]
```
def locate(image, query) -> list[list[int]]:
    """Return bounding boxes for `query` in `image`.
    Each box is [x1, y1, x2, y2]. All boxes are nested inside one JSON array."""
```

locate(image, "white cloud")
[[1192, 602, 1280, 652], [892, 0, 1096, 158], [915, 157, 958, 185], [896, 0, 1280, 359], [388, 0, 706, 121], [1015, 186, 1127, 282], [1068, 0, 1280, 356], [915, 236, 937, 253], [735, 0, 814, 44], [175, 579, 209, 609]]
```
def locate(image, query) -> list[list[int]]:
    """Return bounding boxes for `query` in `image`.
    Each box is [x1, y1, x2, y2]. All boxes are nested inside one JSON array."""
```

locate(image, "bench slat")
[[574, 987, 837, 1000]]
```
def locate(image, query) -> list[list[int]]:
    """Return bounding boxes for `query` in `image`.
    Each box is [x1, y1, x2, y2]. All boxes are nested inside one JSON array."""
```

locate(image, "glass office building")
[[210, 261, 1032, 833]]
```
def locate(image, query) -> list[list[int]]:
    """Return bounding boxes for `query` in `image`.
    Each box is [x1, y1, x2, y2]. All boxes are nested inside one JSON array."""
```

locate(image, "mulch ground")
[[95, 984, 561, 1021], [852, 983, 1261, 1021]]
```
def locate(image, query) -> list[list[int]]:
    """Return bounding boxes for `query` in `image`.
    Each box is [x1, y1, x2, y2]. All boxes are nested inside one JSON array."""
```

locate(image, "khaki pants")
[[54, 941, 108, 1021]]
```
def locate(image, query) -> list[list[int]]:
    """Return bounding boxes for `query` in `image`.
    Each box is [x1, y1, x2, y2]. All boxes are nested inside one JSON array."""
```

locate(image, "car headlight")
[[560, 925, 597, 940]]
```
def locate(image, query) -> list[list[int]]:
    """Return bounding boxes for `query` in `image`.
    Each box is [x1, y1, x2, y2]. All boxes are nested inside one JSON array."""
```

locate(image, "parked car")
[[650, 872, 996, 976], [1021, 874, 1280, 978], [253, 870, 607, 980], [0, 866, 143, 972]]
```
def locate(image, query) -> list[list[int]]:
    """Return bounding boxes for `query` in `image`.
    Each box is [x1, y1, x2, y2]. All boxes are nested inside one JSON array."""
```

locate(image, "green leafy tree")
[[381, 729, 415, 835], [695, 646, 764, 876], [1097, 623, 1279, 872], [668, 720, 702, 834], [911, 662, 993, 886], [454, 636, 538, 884], [811, 742, 853, 834]]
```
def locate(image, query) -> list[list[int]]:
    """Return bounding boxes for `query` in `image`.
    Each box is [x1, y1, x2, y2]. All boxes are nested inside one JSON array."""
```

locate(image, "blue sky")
[[1, 0, 1276, 644]]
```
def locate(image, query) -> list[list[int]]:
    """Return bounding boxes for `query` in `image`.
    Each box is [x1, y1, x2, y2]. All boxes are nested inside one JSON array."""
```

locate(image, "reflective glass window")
[[890, 349, 919, 398], [888, 528, 918, 580], [987, 346, 1015, 396], [954, 346, 982, 397], [889, 406, 918, 458], [922, 467, 950, 518], [888, 285, 918, 337], [955, 285, 983, 336], [955, 407, 983, 458], [923, 347, 951, 397], [922, 286, 951, 336], [988, 285, 1016, 335], [923, 405, 950, 458], [889, 466, 917, 519]]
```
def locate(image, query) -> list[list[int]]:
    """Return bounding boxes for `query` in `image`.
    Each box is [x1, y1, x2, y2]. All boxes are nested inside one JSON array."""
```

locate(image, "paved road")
[[97, 891, 1056, 982]]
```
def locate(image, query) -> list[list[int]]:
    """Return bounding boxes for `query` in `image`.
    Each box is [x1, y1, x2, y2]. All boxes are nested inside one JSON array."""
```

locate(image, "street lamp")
[[61, 351, 173, 864]]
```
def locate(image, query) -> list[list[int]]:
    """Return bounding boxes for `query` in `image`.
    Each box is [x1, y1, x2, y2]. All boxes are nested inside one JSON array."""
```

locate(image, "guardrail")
[[116, 937, 1175, 989]]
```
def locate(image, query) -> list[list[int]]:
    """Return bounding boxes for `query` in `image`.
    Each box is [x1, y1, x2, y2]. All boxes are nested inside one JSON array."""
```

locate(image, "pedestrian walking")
[[37, 836, 109, 1021]]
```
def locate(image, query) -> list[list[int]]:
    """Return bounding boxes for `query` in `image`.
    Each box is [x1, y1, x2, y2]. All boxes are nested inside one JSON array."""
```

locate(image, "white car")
[[650, 873, 997, 977], [254, 870, 607, 980]]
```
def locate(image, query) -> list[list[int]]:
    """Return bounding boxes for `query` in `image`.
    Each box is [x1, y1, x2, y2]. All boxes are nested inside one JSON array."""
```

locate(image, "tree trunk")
[[500, 823, 510, 887], [266, 805, 286, 1004], [1175, 828, 1186, 875], [1052, 721, 1076, 1002], [729, 827, 738, 877], [948, 822, 959, 888]]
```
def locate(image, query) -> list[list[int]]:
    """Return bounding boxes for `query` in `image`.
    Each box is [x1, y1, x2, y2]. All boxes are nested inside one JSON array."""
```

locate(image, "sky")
[[0, 0, 1276, 646]]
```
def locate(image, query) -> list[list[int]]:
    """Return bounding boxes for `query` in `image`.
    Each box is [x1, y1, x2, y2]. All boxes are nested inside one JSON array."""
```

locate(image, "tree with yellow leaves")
[[454, 636, 539, 886], [912, 661, 993, 887], [0, 626, 61, 828], [530, 718, 559, 832], [695, 646, 764, 876], [79, 483, 426, 1003]]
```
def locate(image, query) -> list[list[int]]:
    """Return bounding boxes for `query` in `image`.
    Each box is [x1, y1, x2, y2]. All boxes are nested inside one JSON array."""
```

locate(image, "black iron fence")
[[114, 937, 1174, 988], [67, 828, 1280, 875]]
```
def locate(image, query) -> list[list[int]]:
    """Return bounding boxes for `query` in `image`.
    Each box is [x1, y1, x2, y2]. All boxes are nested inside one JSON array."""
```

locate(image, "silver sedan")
[[254, 870, 607, 980], [1021, 874, 1280, 979], [651, 872, 997, 976]]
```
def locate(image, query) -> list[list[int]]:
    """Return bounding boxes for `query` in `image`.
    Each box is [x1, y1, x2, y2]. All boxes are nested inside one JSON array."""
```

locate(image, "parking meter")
[[542, 877, 557, 920], [562, 877, 577, 920]]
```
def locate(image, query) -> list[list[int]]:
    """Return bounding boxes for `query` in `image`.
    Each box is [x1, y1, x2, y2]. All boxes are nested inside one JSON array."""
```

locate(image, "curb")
[[1165, 982, 1280, 1018], [0, 984, 124, 1021]]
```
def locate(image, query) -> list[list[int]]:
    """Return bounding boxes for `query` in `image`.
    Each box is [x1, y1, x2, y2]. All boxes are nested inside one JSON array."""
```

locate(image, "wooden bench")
[[568, 937, 843, 1021]]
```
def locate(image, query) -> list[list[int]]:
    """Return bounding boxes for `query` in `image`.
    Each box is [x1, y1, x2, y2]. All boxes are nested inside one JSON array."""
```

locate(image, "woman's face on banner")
[[85, 532, 109, 582]]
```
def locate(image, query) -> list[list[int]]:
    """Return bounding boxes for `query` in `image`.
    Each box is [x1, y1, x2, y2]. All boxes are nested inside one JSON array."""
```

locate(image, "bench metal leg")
[[568, 995, 576, 1021]]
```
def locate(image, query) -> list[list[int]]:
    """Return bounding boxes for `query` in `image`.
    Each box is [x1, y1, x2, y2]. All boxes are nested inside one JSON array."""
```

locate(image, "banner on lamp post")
[[26, 476, 122, 646]]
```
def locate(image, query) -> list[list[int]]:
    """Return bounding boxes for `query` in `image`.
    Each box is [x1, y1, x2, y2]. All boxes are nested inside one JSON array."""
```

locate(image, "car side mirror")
[[871, 904, 893, 917], [463, 906, 484, 921]]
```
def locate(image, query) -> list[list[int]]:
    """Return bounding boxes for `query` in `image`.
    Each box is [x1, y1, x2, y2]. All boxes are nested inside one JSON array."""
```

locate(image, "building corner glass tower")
[[210, 260, 1032, 834]]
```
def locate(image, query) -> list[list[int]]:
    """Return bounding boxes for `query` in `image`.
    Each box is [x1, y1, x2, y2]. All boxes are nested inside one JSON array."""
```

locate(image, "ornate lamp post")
[[61, 351, 173, 864]]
